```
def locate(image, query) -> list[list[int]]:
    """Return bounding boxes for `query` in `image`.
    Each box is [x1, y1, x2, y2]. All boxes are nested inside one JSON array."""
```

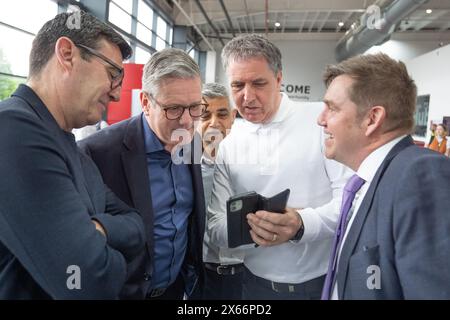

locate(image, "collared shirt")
[[207, 93, 352, 284], [331, 135, 406, 299], [142, 115, 193, 289], [202, 155, 244, 265]]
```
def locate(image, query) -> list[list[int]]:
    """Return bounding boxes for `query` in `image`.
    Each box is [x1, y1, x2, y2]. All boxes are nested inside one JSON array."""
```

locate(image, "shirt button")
[[144, 273, 150, 281]]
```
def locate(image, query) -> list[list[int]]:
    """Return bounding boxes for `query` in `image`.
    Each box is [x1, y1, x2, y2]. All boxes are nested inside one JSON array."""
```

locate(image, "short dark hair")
[[29, 10, 132, 78], [324, 53, 417, 134]]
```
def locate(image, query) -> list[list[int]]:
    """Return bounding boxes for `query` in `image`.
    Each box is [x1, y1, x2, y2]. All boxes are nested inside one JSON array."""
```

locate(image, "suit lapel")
[[337, 136, 414, 298], [121, 116, 154, 256], [190, 132, 206, 242], [186, 133, 206, 280]]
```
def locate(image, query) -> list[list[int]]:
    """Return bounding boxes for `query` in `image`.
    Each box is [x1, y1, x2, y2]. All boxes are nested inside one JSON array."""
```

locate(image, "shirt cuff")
[[296, 208, 320, 243]]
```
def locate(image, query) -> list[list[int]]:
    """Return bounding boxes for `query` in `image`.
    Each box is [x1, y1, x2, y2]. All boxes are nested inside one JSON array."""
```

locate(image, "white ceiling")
[[161, 0, 450, 49]]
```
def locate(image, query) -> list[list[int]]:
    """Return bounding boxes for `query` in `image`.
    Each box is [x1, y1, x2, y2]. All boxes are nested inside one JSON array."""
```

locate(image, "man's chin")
[[324, 148, 335, 160], [243, 114, 263, 123]]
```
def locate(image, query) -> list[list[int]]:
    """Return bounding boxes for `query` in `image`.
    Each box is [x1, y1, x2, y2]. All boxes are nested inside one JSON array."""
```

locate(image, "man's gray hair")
[[221, 34, 282, 76], [202, 83, 228, 99], [142, 48, 201, 97]]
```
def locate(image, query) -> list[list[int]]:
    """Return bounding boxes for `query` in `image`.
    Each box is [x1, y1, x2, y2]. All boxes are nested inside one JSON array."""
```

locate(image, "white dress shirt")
[[202, 155, 244, 265], [331, 135, 406, 299], [207, 93, 352, 284]]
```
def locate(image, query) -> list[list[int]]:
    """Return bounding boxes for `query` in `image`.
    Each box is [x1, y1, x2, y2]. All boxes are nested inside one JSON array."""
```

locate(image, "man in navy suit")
[[0, 11, 146, 299], [318, 53, 450, 299], [79, 48, 206, 300]]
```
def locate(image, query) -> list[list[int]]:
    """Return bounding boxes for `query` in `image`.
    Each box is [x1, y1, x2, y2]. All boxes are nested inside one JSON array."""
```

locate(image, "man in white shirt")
[[207, 34, 351, 300], [318, 53, 450, 299], [198, 83, 243, 299]]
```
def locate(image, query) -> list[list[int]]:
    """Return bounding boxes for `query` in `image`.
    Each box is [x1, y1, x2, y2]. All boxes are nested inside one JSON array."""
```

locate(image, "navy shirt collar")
[[142, 113, 166, 154]]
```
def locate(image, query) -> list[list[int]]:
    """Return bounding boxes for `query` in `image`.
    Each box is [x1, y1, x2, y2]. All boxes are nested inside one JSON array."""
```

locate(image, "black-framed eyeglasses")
[[149, 94, 209, 120], [75, 43, 124, 90]]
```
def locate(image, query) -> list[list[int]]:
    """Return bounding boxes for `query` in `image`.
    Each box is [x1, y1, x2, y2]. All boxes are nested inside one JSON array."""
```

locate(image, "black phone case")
[[226, 189, 290, 248]]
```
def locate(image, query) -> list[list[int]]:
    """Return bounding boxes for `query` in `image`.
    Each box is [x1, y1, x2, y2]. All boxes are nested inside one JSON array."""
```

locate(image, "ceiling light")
[[338, 21, 344, 27], [274, 21, 281, 27], [426, 9, 432, 14]]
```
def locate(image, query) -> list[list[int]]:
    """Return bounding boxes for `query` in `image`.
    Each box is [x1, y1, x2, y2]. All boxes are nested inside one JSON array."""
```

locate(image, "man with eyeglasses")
[[79, 48, 206, 300], [0, 11, 146, 299]]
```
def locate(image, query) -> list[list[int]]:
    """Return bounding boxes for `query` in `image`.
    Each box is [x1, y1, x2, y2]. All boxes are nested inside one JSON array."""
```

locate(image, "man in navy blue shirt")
[[79, 48, 206, 299]]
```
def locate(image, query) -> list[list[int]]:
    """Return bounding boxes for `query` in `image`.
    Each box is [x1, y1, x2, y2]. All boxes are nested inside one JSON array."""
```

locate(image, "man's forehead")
[[157, 77, 202, 100], [204, 97, 230, 109]]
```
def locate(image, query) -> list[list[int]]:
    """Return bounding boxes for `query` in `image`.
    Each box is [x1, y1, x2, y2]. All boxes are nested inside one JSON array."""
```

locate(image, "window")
[[168, 27, 173, 45], [0, 0, 58, 100], [107, 0, 173, 59], [134, 46, 151, 64], [156, 16, 167, 40], [137, 0, 153, 28], [109, 0, 132, 33], [0, 25, 34, 77], [112, 0, 132, 14], [136, 0, 153, 43], [155, 16, 169, 51], [0, 0, 58, 34]]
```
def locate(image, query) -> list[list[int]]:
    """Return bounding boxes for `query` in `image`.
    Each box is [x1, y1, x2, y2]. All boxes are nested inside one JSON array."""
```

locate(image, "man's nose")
[[317, 108, 327, 127], [242, 85, 255, 103], [109, 85, 122, 102], [209, 115, 220, 128], [178, 107, 193, 126]]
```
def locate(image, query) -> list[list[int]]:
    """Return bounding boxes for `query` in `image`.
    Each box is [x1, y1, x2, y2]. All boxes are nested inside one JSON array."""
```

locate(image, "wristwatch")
[[290, 215, 305, 242], [290, 223, 304, 242]]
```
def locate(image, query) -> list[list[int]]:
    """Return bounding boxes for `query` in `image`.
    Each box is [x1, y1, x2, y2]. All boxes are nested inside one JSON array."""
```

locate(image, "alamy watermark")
[[66, 5, 81, 30], [366, 265, 381, 290], [171, 125, 281, 175], [365, 5, 383, 30], [66, 265, 81, 290]]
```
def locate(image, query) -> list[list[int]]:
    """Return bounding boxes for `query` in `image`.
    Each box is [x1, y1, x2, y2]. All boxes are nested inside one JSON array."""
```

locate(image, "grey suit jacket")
[[337, 136, 450, 299]]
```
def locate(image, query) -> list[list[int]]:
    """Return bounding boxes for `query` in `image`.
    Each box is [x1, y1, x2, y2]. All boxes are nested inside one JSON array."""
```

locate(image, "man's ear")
[[54, 37, 76, 73], [140, 91, 150, 115], [365, 106, 386, 137], [276, 71, 282, 89]]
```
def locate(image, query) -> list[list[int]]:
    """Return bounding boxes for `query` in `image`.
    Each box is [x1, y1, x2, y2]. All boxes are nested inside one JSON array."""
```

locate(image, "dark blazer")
[[78, 115, 205, 299], [0, 85, 146, 299], [337, 136, 450, 299]]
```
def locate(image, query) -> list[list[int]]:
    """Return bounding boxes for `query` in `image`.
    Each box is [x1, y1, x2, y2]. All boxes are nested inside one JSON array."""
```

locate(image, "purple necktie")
[[321, 174, 365, 300]]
